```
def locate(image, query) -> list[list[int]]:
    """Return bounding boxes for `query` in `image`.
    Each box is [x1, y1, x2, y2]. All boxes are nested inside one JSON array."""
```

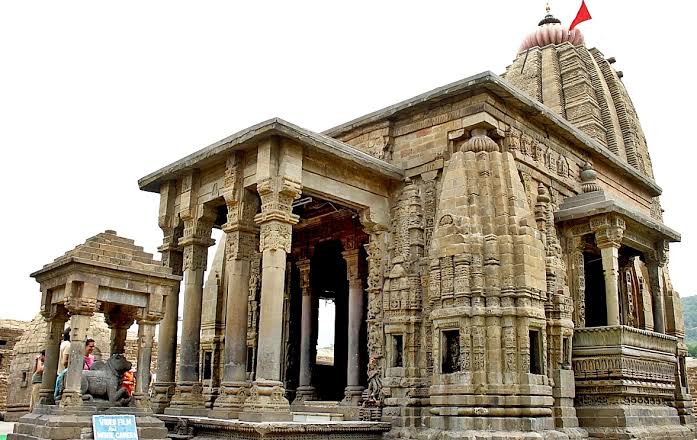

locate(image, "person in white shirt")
[[58, 327, 70, 371]]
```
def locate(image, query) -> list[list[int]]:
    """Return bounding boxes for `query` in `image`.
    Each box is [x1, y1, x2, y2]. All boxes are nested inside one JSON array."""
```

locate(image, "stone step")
[[292, 411, 344, 422]]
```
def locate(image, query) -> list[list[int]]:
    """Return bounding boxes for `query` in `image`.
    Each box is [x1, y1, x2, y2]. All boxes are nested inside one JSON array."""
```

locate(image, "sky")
[[1, 1, 696, 322]]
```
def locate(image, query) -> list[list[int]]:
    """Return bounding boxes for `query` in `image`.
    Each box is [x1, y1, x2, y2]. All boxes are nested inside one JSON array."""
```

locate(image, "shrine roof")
[[31, 230, 180, 280], [138, 118, 404, 193], [554, 190, 680, 243], [323, 71, 662, 198]]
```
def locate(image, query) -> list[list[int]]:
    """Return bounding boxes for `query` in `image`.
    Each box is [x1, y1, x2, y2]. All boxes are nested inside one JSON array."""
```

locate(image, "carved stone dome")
[[519, 21, 584, 54]]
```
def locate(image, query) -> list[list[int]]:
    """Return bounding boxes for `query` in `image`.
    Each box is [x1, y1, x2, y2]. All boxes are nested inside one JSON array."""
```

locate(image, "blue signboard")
[[92, 414, 138, 440]]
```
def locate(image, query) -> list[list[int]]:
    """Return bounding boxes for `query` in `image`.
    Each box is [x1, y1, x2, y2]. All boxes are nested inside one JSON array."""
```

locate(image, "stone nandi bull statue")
[[81, 353, 132, 406]]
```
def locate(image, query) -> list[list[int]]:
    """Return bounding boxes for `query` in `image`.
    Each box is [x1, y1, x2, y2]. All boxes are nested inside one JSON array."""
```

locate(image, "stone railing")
[[573, 325, 677, 355]]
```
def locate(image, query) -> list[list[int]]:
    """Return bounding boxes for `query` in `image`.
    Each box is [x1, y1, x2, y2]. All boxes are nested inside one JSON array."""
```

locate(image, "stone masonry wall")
[[0, 320, 29, 414], [686, 358, 697, 408]]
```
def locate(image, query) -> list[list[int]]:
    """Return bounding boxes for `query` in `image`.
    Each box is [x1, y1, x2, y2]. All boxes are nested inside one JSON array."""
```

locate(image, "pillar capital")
[[591, 215, 625, 249], [40, 304, 68, 323], [62, 279, 98, 316], [343, 249, 363, 290], [64, 299, 97, 317], [258, 220, 295, 253], [646, 240, 669, 267], [179, 205, 216, 246], [254, 176, 301, 225], [296, 257, 311, 271], [223, 193, 259, 237], [104, 306, 135, 330], [158, 240, 181, 254], [179, 243, 210, 272], [159, 223, 182, 250], [297, 258, 312, 294], [224, 228, 257, 262], [342, 247, 361, 261]]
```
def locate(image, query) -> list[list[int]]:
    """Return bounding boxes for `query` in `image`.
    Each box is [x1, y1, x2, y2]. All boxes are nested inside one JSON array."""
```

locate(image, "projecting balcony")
[[572, 325, 678, 405]]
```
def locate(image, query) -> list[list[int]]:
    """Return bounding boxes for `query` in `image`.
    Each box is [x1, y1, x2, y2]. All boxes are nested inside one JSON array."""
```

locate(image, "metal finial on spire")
[[538, 2, 561, 27]]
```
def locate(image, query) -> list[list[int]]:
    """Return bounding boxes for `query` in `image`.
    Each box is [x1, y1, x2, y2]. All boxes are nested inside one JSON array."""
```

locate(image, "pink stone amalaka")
[[519, 23, 584, 53]]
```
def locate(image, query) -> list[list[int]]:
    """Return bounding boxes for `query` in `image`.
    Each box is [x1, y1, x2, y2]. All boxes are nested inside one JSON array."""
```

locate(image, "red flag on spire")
[[569, 0, 592, 30]]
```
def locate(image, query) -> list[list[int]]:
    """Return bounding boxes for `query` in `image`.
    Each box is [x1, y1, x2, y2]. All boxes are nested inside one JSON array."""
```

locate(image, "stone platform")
[[158, 414, 391, 440], [9, 405, 168, 440]]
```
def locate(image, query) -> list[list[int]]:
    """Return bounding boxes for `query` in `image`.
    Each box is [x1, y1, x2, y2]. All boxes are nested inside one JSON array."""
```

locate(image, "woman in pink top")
[[84, 338, 95, 370]]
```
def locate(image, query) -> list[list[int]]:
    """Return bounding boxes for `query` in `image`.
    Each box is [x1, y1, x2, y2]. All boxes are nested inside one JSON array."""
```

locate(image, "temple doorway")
[[311, 240, 348, 401], [583, 250, 606, 327], [284, 195, 370, 405]]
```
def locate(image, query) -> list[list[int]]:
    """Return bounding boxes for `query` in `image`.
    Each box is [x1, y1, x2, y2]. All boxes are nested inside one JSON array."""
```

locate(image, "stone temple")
[[17, 8, 695, 440]]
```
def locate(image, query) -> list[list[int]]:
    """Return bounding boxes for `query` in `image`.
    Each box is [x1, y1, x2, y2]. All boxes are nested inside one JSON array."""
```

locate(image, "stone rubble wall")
[[0, 320, 29, 413], [686, 358, 697, 408]]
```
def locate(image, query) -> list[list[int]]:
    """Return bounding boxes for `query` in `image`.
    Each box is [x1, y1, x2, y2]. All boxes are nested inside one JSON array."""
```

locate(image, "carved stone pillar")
[[361, 222, 388, 415], [61, 285, 98, 408], [568, 236, 586, 328], [105, 309, 134, 355], [240, 174, 300, 422], [167, 213, 215, 416], [212, 228, 257, 418], [133, 319, 157, 409], [646, 245, 667, 334], [212, 154, 260, 418], [39, 309, 67, 405], [342, 248, 365, 406], [152, 239, 183, 413], [594, 220, 624, 327], [293, 258, 316, 404]]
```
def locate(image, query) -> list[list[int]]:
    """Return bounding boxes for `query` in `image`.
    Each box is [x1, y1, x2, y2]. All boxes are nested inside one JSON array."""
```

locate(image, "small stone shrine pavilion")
[[10, 230, 180, 440]]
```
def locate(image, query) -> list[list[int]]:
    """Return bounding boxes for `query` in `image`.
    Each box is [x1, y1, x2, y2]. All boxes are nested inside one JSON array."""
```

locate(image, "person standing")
[[84, 338, 95, 370], [55, 354, 69, 402], [29, 350, 45, 411], [58, 327, 70, 371]]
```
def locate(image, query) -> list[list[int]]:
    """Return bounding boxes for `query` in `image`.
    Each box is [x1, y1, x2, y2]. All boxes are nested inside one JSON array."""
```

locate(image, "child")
[[122, 369, 135, 396]]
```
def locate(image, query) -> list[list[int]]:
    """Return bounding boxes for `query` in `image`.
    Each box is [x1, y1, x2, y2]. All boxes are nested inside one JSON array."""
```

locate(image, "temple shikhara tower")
[[13, 6, 694, 440]]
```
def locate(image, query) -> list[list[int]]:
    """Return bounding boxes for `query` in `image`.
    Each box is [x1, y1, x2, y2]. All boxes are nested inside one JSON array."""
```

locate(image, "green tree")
[[688, 343, 697, 358]]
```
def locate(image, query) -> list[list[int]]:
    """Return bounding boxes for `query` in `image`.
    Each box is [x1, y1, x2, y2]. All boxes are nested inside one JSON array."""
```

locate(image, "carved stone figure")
[[80, 354, 132, 406], [363, 357, 383, 407]]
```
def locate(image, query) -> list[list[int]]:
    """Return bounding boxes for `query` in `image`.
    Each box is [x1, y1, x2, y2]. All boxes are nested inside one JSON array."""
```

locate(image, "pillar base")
[[291, 386, 317, 406], [164, 382, 207, 416], [37, 389, 56, 407], [58, 390, 83, 408], [239, 380, 292, 422], [209, 381, 250, 419], [340, 385, 365, 406], [150, 382, 175, 414], [576, 405, 693, 440], [133, 392, 152, 410]]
